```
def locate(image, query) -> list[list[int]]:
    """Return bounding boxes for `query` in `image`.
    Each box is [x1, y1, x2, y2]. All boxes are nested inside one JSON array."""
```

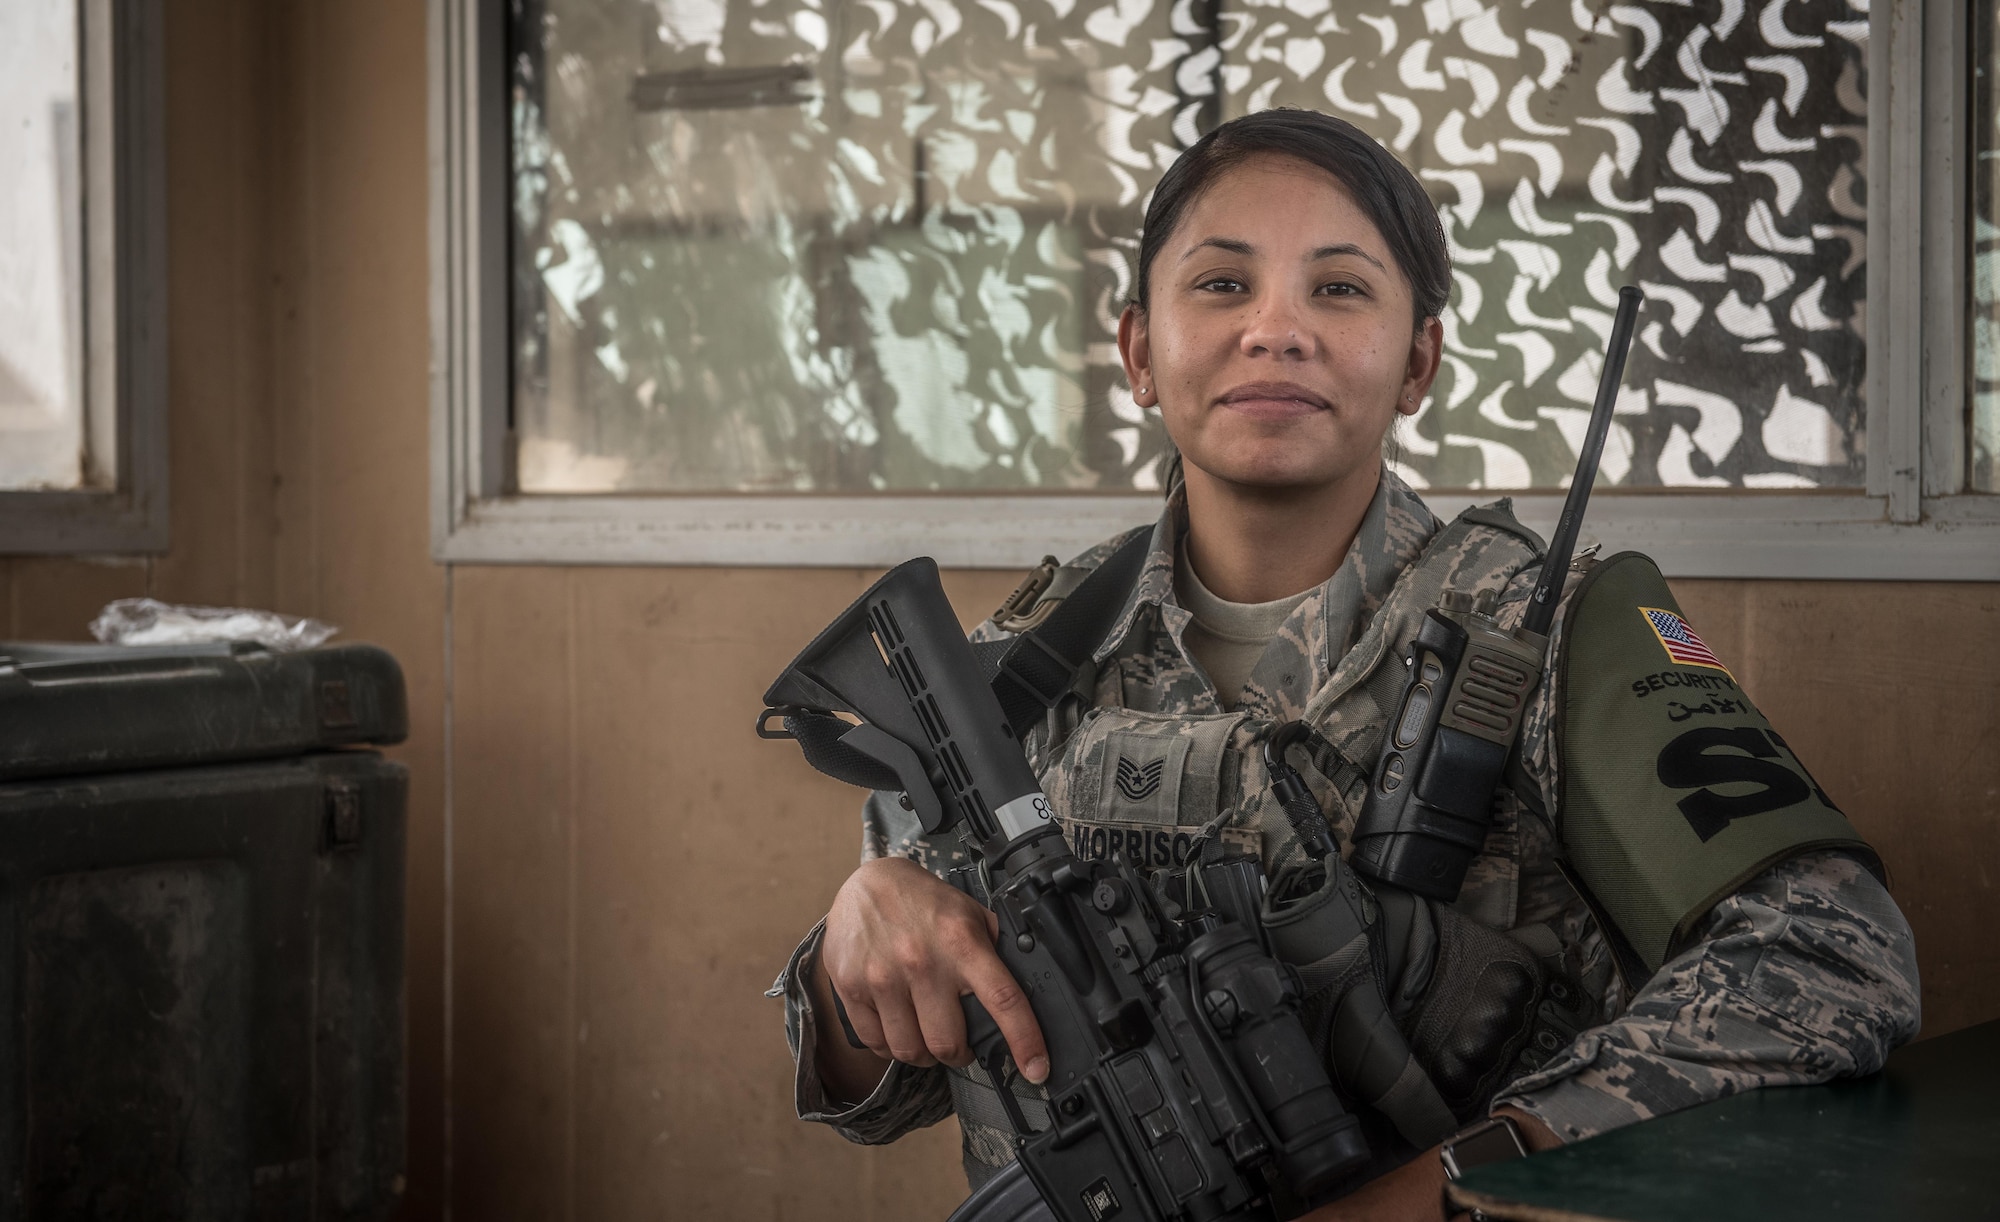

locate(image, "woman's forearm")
[[807, 948, 894, 1106]]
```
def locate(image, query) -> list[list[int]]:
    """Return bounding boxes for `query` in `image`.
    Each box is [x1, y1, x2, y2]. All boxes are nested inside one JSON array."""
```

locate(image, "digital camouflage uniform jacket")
[[769, 469, 1921, 1188]]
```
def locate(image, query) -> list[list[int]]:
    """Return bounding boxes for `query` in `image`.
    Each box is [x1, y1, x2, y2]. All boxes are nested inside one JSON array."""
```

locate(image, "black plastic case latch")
[[323, 779, 364, 851]]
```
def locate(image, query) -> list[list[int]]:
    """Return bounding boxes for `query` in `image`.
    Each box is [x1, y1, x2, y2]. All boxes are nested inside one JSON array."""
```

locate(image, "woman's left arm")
[[1491, 847, 1921, 1143], [1492, 568, 1921, 1145]]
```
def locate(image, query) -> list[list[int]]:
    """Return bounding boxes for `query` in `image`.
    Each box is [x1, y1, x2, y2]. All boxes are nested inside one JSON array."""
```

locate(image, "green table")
[[1448, 1020, 2000, 1222]]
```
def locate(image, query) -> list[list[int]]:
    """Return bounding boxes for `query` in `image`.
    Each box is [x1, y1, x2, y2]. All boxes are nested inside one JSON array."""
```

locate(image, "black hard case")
[[0, 641, 407, 782], [0, 641, 406, 1220]]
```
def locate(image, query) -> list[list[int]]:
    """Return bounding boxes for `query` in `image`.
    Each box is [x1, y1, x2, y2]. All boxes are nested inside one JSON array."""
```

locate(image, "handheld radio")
[[1349, 286, 1644, 901]]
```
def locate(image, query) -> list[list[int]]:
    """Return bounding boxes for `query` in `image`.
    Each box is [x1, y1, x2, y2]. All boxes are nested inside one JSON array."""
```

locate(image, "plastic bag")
[[89, 598, 339, 652]]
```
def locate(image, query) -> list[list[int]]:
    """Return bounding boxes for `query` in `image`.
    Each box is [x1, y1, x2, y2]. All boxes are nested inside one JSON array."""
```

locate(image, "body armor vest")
[[1036, 505, 1547, 927]]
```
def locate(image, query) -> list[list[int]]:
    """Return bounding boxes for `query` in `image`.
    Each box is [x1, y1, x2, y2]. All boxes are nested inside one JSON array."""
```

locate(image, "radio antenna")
[[1524, 285, 1643, 638]]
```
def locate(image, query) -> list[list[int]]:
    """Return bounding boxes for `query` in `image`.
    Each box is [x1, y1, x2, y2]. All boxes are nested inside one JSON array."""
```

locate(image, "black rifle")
[[1350, 286, 1644, 900], [761, 566, 1370, 1222]]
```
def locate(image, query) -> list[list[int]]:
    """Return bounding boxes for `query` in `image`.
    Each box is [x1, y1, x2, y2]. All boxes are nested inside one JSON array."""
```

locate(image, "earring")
[[1138, 386, 1149, 397]]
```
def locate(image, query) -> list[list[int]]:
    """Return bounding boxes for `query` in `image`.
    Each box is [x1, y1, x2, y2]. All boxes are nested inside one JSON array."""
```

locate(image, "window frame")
[[428, 0, 1998, 578], [0, 0, 169, 555]]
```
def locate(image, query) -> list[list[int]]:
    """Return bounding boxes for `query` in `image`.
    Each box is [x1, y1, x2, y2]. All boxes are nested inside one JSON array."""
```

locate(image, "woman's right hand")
[[812, 856, 1049, 1104]]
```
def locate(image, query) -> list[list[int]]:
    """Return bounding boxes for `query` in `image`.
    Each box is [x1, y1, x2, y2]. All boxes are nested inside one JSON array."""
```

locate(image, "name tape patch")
[[1066, 819, 1260, 869]]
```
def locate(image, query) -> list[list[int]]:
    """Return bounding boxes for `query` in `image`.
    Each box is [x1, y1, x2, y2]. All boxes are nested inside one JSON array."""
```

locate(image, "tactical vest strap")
[[1454, 503, 1549, 555], [1310, 504, 1545, 717], [976, 527, 1152, 735], [1283, 722, 1373, 809], [1554, 552, 1881, 971]]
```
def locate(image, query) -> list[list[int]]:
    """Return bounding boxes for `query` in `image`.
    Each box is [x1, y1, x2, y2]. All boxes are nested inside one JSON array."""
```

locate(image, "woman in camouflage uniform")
[[770, 109, 1919, 1220]]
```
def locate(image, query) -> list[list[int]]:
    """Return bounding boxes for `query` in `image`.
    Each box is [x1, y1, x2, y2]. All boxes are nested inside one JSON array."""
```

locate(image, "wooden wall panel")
[[151, 0, 276, 613], [1673, 579, 2000, 1039], [450, 568, 579, 1221], [446, 565, 1020, 1222], [0, 558, 148, 639]]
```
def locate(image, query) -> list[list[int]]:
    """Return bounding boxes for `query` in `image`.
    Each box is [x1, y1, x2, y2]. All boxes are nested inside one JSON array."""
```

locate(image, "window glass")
[[0, 1, 84, 491], [510, 0, 1869, 493], [1975, 0, 1999, 492]]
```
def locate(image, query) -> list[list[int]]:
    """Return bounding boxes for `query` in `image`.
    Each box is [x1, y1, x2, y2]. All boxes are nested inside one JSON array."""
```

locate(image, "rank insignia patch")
[[1640, 607, 1732, 677], [1114, 756, 1165, 802]]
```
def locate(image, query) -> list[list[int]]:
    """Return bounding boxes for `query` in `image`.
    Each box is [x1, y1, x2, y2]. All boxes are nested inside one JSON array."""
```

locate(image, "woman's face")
[[1119, 154, 1442, 495]]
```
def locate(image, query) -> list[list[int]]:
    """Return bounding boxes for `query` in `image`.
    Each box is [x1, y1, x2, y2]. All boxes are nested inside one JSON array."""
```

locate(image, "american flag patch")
[[1641, 608, 1731, 676]]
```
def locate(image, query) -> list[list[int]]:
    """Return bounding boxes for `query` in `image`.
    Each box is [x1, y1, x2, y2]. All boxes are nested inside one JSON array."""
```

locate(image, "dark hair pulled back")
[[1131, 108, 1451, 327]]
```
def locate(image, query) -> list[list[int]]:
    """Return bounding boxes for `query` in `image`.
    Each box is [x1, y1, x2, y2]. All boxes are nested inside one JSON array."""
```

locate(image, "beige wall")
[[2, 2, 1994, 1219]]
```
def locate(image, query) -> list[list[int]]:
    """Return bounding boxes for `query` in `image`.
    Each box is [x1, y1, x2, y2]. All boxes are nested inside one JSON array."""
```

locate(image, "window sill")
[[0, 488, 169, 555], [431, 490, 2000, 579]]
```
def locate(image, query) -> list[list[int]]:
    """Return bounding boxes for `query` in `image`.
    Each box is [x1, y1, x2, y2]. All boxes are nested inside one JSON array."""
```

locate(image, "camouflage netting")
[[511, 0, 1870, 493]]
